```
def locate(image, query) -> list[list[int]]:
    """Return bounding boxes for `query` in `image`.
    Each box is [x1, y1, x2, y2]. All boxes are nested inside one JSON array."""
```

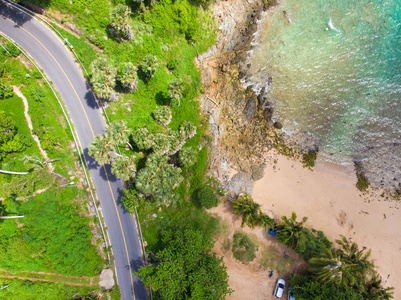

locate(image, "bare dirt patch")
[[209, 202, 307, 300]]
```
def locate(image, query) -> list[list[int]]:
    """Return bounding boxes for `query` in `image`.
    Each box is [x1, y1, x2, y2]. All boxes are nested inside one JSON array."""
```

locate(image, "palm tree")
[[139, 55, 158, 80], [179, 121, 196, 139], [258, 214, 276, 231], [231, 193, 261, 228], [88, 134, 113, 165], [336, 235, 375, 278], [106, 120, 132, 147], [308, 247, 359, 287], [167, 131, 185, 155], [135, 154, 182, 206], [152, 106, 172, 126], [364, 273, 394, 299], [110, 4, 131, 34], [276, 212, 308, 250], [168, 78, 184, 106], [111, 155, 136, 181], [117, 62, 138, 91], [132, 128, 153, 150], [178, 147, 197, 168], [309, 238, 376, 289], [91, 57, 117, 101], [151, 133, 170, 155]]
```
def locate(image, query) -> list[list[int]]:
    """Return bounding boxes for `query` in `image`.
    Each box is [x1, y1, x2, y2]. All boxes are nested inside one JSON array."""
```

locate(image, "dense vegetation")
[[0, 40, 104, 297], [16, 0, 234, 297], [138, 229, 233, 300], [231, 194, 394, 299]]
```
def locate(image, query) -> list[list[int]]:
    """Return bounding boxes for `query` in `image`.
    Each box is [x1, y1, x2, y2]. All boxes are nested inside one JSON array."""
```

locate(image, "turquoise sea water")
[[246, 0, 401, 187]]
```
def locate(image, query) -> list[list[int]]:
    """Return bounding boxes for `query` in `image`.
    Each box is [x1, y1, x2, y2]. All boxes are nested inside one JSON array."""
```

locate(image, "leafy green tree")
[[153, 106, 172, 126], [178, 147, 197, 168], [132, 128, 153, 150], [179, 121, 196, 139], [137, 229, 233, 300], [168, 78, 184, 106], [231, 193, 261, 228], [110, 4, 131, 38], [197, 185, 218, 209], [139, 55, 158, 80], [90, 57, 117, 100], [290, 274, 364, 300], [111, 155, 136, 181], [88, 134, 113, 165], [106, 120, 132, 146], [117, 62, 138, 91], [151, 133, 170, 155], [276, 212, 308, 250]]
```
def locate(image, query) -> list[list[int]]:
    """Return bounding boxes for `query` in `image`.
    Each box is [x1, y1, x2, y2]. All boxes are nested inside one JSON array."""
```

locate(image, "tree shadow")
[[83, 148, 99, 170], [84, 84, 100, 109], [99, 162, 117, 182], [1, 1, 34, 27], [155, 91, 170, 106]]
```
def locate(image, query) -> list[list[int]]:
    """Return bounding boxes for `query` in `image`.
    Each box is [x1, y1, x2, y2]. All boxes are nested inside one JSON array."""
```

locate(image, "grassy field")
[[0, 40, 106, 297]]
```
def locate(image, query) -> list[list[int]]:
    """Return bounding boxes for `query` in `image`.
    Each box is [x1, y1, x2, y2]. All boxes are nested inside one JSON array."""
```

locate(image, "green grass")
[[232, 231, 258, 264], [0, 278, 95, 300], [259, 246, 295, 275], [0, 40, 103, 283]]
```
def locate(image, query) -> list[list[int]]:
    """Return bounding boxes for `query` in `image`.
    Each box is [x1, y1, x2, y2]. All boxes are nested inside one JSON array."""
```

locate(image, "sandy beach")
[[252, 153, 401, 298]]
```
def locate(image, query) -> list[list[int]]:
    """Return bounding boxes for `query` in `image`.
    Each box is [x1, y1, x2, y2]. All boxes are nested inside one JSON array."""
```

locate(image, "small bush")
[[167, 59, 179, 70], [232, 231, 258, 263], [197, 185, 218, 209], [301, 150, 317, 169], [356, 173, 369, 192]]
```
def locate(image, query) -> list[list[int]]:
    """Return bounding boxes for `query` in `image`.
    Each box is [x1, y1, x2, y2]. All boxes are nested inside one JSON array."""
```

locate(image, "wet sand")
[[253, 153, 401, 297]]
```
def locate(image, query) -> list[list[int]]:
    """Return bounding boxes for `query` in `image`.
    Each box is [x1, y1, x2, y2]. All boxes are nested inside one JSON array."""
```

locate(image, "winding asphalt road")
[[0, 1, 147, 299]]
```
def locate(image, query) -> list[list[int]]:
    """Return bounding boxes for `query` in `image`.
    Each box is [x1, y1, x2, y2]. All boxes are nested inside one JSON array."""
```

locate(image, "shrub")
[[197, 185, 218, 209], [178, 147, 197, 168], [301, 150, 317, 169], [232, 231, 258, 263], [167, 59, 179, 70], [356, 173, 369, 192]]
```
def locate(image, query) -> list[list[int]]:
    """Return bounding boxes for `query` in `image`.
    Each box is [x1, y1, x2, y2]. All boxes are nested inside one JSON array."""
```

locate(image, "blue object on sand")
[[268, 227, 278, 237]]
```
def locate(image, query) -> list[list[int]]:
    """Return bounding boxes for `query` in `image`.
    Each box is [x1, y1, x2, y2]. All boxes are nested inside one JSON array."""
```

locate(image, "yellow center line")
[[0, 12, 136, 300]]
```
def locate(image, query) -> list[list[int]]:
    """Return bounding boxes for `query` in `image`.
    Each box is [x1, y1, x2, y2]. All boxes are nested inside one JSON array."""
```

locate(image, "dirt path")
[[13, 86, 53, 171], [0, 269, 98, 287]]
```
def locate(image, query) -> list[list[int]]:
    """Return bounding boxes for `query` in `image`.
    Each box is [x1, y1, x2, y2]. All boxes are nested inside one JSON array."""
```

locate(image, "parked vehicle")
[[274, 278, 285, 298], [288, 287, 296, 300]]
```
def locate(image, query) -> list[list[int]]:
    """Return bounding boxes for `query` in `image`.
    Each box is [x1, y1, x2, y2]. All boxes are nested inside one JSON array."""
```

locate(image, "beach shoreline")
[[253, 152, 400, 297]]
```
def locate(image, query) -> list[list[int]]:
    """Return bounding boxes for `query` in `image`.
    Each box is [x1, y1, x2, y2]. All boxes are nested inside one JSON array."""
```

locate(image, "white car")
[[274, 278, 285, 298], [288, 287, 296, 300]]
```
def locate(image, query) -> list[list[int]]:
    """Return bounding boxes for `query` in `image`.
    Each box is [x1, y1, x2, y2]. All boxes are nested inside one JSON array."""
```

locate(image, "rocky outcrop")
[[198, 0, 296, 196]]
